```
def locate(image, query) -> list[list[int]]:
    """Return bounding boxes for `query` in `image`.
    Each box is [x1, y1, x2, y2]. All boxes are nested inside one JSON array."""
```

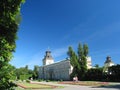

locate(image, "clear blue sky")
[[10, 0, 120, 69]]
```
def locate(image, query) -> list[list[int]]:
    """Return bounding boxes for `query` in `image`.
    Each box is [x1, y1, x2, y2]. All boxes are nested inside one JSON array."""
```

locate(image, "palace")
[[38, 50, 92, 80]]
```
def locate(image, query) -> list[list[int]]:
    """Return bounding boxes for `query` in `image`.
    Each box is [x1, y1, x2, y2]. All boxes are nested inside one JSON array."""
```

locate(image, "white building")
[[103, 56, 115, 73], [39, 50, 92, 80]]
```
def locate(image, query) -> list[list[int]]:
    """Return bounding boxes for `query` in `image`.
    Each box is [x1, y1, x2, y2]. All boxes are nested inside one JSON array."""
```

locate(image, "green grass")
[[59, 81, 109, 86], [14, 87, 35, 90], [16, 82, 58, 89]]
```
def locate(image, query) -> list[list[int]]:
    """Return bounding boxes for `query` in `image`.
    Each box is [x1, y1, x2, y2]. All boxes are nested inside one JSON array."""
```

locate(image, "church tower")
[[104, 56, 114, 67], [103, 56, 115, 72], [43, 50, 54, 65]]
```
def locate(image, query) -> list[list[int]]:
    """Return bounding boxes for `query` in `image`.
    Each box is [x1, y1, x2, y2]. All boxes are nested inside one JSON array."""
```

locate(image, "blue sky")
[[10, 0, 120, 69]]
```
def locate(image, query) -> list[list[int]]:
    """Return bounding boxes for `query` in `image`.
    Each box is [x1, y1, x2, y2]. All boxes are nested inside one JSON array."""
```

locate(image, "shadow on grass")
[[92, 84, 120, 89]]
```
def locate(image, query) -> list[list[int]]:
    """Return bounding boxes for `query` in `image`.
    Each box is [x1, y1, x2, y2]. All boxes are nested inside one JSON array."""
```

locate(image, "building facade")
[[39, 50, 92, 80], [103, 56, 115, 72]]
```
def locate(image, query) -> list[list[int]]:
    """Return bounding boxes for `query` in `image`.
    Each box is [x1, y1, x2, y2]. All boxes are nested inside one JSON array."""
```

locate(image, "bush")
[[20, 74, 32, 81], [107, 64, 120, 82], [10, 76, 16, 80], [26, 79, 30, 83], [38, 79, 44, 82], [84, 68, 103, 81], [46, 80, 50, 82]]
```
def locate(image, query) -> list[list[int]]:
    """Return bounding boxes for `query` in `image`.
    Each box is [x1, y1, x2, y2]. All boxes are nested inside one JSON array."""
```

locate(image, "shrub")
[[84, 68, 103, 81], [26, 79, 30, 83]]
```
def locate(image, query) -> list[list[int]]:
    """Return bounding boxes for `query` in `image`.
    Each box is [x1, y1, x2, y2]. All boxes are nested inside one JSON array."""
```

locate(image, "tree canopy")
[[67, 43, 89, 80], [0, 0, 25, 89]]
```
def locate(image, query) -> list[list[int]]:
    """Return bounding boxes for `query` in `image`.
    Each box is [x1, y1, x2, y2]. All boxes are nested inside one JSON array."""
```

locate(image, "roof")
[[104, 56, 114, 64]]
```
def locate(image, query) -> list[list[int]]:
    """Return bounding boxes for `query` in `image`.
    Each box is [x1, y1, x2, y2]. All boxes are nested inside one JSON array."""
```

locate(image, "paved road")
[[33, 82, 120, 90]]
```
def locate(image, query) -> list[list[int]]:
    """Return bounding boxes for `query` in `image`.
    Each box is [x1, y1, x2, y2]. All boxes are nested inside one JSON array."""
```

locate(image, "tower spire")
[[43, 49, 54, 65]]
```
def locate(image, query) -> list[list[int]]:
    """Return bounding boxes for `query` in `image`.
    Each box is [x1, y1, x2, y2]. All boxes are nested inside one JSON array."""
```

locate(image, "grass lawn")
[[14, 87, 26, 90], [59, 81, 109, 86], [16, 82, 58, 89]]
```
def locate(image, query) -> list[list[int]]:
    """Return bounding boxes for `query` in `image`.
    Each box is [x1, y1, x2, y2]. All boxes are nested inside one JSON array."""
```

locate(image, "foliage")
[[13, 65, 40, 80], [26, 79, 30, 83], [94, 64, 99, 68], [15, 65, 33, 80], [83, 64, 120, 82], [84, 68, 103, 81], [20, 74, 32, 81], [0, 0, 25, 89], [78, 43, 88, 79], [67, 43, 89, 80], [107, 64, 120, 82], [68, 46, 80, 78], [0, 63, 17, 89], [32, 65, 39, 79], [84, 64, 120, 82]]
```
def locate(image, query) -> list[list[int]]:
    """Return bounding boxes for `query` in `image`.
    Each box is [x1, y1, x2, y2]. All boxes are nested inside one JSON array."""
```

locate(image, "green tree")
[[85, 68, 103, 81], [83, 44, 88, 57], [0, 0, 25, 89], [25, 65, 29, 70], [67, 46, 80, 79], [32, 65, 39, 79], [78, 43, 88, 79], [108, 64, 120, 81], [67, 43, 89, 80], [15, 65, 32, 80], [94, 64, 99, 68], [68, 46, 79, 67]]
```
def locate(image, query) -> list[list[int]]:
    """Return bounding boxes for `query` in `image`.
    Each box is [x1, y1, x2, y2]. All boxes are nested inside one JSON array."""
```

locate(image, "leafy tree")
[[94, 64, 99, 68], [25, 65, 29, 70], [8, 64, 16, 80], [67, 46, 80, 79], [32, 65, 39, 79], [85, 68, 103, 81], [15, 67, 27, 79], [0, 63, 17, 89], [15, 65, 33, 80], [83, 44, 88, 57], [78, 43, 88, 79], [0, 0, 25, 89], [108, 64, 120, 81], [68, 46, 79, 68], [67, 43, 89, 80], [14, 65, 40, 80]]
